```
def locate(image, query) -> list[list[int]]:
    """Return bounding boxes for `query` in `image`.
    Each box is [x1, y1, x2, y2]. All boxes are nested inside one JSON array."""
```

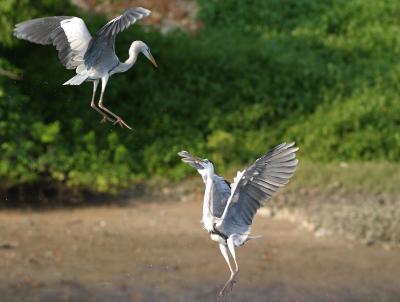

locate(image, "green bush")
[[1, 0, 400, 193]]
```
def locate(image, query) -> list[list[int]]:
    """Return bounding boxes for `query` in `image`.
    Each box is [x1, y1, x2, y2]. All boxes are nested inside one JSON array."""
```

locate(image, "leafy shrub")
[[1, 0, 400, 193]]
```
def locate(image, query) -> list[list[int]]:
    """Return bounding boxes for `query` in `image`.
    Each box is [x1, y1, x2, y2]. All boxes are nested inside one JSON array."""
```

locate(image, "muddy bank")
[[0, 199, 399, 302]]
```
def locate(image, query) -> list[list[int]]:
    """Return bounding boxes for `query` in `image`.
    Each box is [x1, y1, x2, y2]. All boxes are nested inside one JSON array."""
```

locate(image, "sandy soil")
[[0, 197, 399, 302]]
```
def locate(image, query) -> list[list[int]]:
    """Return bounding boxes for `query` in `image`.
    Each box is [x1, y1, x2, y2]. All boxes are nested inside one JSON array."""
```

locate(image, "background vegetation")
[[1, 0, 400, 193]]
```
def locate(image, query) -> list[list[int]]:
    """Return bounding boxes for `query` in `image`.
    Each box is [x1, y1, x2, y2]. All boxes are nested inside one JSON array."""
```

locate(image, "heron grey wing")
[[14, 16, 92, 69], [96, 7, 150, 38], [218, 142, 298, 235], [84, 7, 151, 69], [14, 16, 72, 45], [211, 175, 231, 218]]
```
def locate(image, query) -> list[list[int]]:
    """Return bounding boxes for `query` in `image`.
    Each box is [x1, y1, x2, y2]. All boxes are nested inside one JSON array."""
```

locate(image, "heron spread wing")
[[14, 16, 92, 69], [96, 7, 150, 38], [84, 7, 151, 69], [178, 150, 231, 218], [211, 175, 231, 218], [218, 142, 298, 235]]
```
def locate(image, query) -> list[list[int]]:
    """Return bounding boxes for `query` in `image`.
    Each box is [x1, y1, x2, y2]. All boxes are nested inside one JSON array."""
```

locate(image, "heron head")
[[203, 159, 215, 170], [131, 41, 158, 68], [178, 151, 214, 172]]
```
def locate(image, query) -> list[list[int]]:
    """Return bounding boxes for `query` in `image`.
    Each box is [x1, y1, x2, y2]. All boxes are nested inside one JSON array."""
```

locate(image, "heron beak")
[[178, 151, 205, 170], [148, 53, 158, 68]]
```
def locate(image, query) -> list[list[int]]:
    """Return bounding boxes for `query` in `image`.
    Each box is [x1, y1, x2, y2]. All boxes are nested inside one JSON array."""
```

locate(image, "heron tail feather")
[[63, 74, 87, 85], [246, 235, 263, 242]]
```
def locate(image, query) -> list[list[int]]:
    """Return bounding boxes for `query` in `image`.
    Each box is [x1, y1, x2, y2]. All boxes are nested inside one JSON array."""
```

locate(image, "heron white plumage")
[[13, 7, 157, 130], [178, 142, 299, 301]]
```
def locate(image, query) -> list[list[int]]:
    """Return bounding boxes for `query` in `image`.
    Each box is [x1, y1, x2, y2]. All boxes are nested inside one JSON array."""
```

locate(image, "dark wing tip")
[[134, 7, 151, 16], [287, 141, 299, 151], [13, 22, 28, 39], [13, 29, 21, 39], [263, 141, 299, 158]]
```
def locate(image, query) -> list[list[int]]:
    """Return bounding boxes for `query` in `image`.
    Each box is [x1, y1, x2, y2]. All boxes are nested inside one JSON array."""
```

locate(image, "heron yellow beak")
[[148, 53, 158, 68]]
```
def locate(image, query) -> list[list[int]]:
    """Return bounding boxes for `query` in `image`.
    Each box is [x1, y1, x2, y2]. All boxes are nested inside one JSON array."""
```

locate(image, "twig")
[[0, 68, 22, 80]]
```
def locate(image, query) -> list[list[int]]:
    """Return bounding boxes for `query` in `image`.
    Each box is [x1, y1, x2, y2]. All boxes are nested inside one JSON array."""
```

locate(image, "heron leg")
[[227, 237, 239, 274], [219, 243, 234, 275], [217, 242, 239, 302], [98, 76, 132, 130], [90, 80, 115, 123]]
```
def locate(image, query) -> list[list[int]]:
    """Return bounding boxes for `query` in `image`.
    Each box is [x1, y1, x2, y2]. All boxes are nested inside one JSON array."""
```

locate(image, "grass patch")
[[266, 162, 400, 245], [292, 161, 400, 194]]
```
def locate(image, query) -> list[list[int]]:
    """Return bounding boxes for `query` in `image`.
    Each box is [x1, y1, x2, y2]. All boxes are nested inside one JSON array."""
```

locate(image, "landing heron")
[[14, 7, 157, 129], [178, 142, 298, 301]]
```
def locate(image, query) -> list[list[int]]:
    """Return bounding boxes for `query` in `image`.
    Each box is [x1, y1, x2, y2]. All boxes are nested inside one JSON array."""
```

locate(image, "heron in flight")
[[178, 142, 298, 301], [14, 7, 157, 129]]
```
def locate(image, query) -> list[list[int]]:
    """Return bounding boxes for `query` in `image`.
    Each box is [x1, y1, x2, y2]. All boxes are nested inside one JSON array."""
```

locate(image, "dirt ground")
[[0, 197, 400, 302]]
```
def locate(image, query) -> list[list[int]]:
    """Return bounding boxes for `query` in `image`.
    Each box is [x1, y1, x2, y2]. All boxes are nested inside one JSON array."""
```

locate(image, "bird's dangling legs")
[[90, 80, 116, 123], [227, 237, 239, 275], [97, 76, 132, 130], [217, 241, 239, 302]]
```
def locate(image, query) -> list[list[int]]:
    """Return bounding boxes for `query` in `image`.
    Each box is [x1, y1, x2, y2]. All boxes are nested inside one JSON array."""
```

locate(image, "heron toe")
[[217, 273, 237, 302], [217, 281, 235, 302], [113, 118, 132, 130]]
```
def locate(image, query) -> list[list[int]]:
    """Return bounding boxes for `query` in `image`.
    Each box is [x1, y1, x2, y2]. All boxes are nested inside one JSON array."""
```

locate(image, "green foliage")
[[197, 0, 400, 163], [0, 0, 78, 46], [1, 0, 400, 193]]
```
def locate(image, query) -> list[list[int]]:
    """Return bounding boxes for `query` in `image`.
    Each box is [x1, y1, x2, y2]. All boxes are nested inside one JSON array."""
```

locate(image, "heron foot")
[[113, 117, 132, 130], [91, 104, 115, 124], [100, 116, 114, 123], [217, 275, 237, 302]]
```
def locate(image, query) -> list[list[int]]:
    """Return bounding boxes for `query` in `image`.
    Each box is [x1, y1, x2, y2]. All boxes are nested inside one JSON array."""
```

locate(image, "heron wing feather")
[[84, 7, 150, 69], [217, 142, 298, 235], [14, 16, 72, 45], [211, 175, 231, 218], [14, 16, 92, 70]]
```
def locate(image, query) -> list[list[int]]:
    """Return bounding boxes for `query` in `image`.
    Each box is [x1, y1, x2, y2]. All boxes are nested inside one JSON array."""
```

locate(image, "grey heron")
[[13, 7, 157, 130], [178, 142, 298, 301]]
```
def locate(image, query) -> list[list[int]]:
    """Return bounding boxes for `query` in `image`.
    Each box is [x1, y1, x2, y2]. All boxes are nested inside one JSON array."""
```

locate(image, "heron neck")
[[125, 47, 141, 65], [202, 175, 214, 231], [114, 50, 139, 74]]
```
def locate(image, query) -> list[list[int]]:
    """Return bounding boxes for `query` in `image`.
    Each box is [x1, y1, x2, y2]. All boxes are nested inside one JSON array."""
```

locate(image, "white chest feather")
[[210, 233, 227, 244], [202, 215, 214, 232]]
